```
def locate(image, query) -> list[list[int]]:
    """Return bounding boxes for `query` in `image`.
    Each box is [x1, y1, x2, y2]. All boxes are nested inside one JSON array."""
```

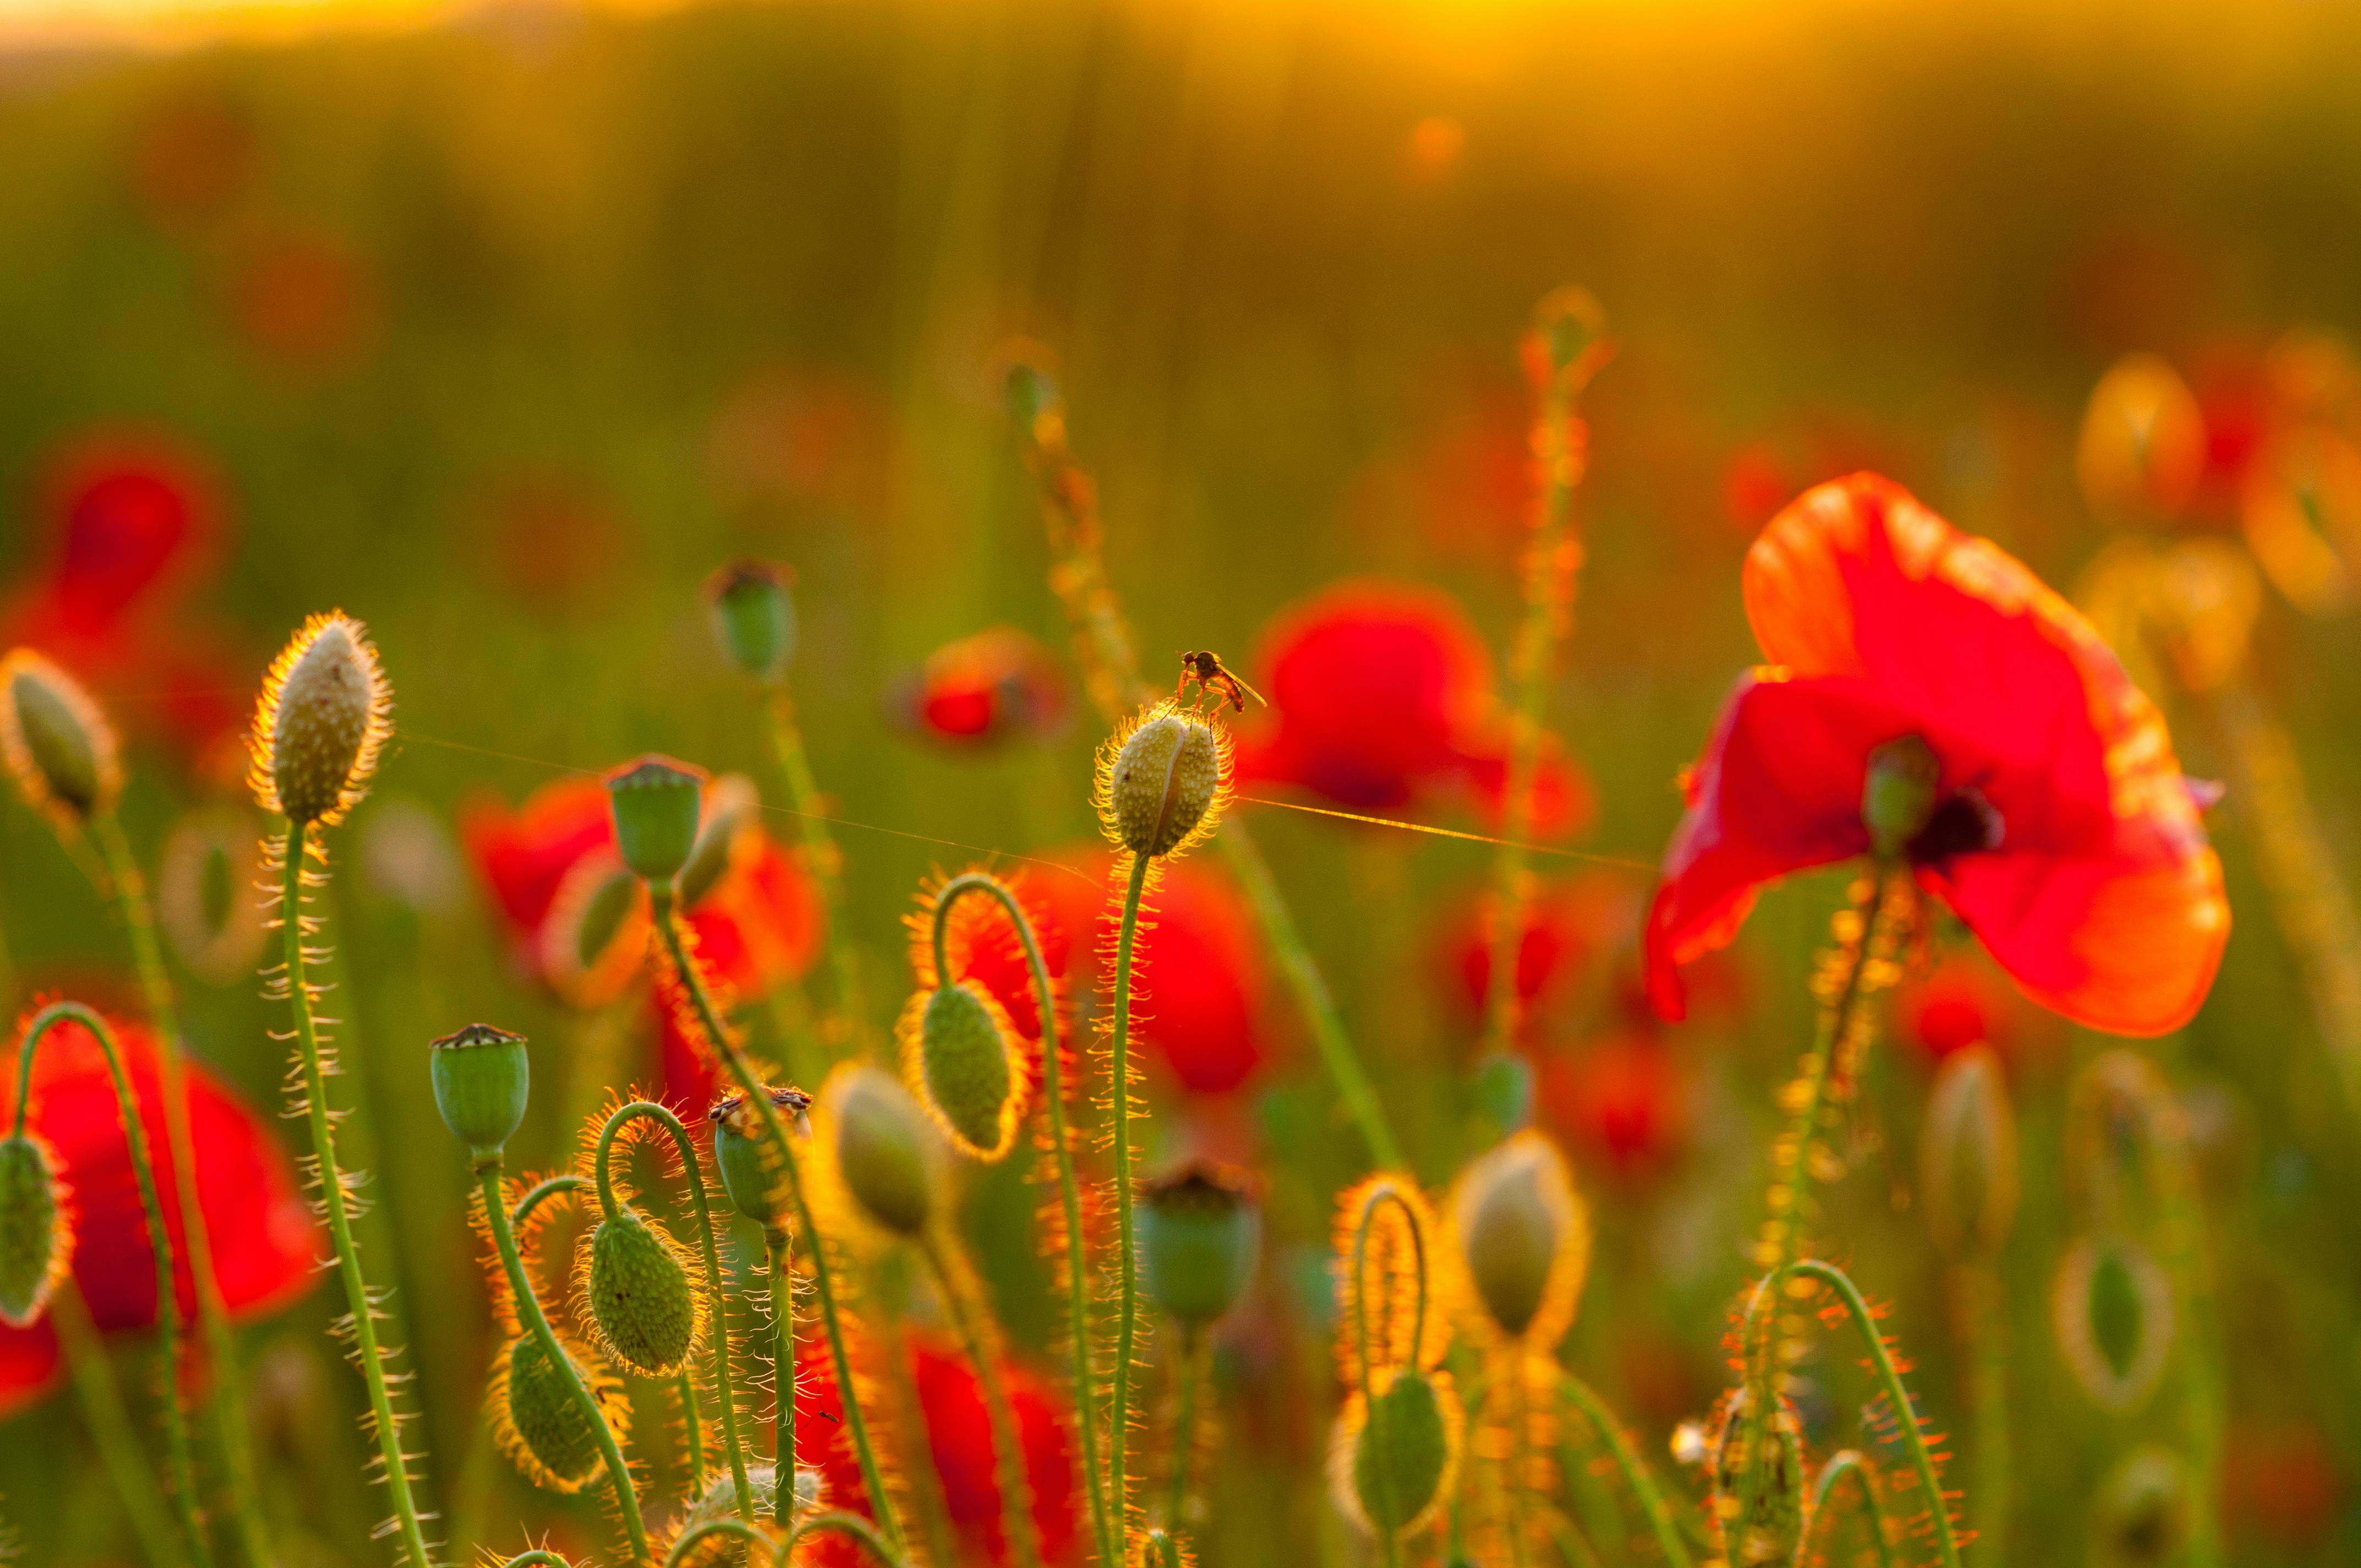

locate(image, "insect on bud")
[[902, 980, 1022, 1162], [1447, 1129, 1588, 1351], [828, 1065, 939, 1239], [2053, 1233, 2173, 1414], [492, 1331, 623, 1493], [709, 1085, 814, 1227], [1138, 1159, 1261, 1329], [1920, 1045, 2020, 1265], [1860, 733, 1941, 860], [705, 560, 797, 684], [581, 1205, 703, 1378], [1328, 1368, 1462, 1539], [0, 649, 121, 829], [428, 1024, 531, 1157], [0, 1131, 72, 1326], [605, 755, 709, 888], [250, 612, 390, 827], [2092, 1445, 2191, 1568], [1098, 702, 1230, 861]]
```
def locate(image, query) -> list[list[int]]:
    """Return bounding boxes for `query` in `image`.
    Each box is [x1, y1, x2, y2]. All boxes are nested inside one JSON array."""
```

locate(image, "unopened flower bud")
[[1921, 1045, 2020, 1264], [1099, 704, 1228, 860], [581, 1205, 702, 1377], [678, 1463, 823, 1561], [251, 613, 390, 827], [1861, 733, 1941, 859], [2053, 1233, 2173, 1414], [1470, 1050, 1533, 1137], [541, 852, 644, 1009], [605, 755, 708, 886], [705, 560, 797, 684], [157, 808, 268, 988], [2078, 354, 2206, 522], [0, 1132, 70, 1326], [1329, 1368, 1461, 1538], [1448, 1130, 1588, 1351], [493, 1331, 621, 1493], [829, 1065, 938, 1239], [1138, 1159, 1261, 1328], [1711, 1387, 1807, 1568], [2092, 1446, 2191, 1568], [709, 1086, 814, 1227], [902, 981, 1021, 1162], [677, 774, 760, 910], [429, 1025, 531, 1156], [0, 649, 119, 827]]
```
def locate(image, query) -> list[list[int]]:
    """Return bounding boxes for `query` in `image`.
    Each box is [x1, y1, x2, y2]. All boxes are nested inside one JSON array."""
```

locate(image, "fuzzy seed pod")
[[428, 1024, 532, 1155], [2053, 1233, 2173, 1414], [1096, 701, 1231, 861], [1711, 1386, 1807, 1568], [1860, 733, 1941, 860], [605, 755, 709, 886], [900, 979, 1022, 1162], [1138, 1159, 1261, 1328], [1921, 1045, 2020, 1265], [828, 1065, 938, 1239], [705, 560, 798, 684], [1447, 1130, 1588, 1352], [0, 1132, 71, 1327], [492, 1330, 623, 1493], [709, 1085, 814, 1227], [249, 612, 390, 827], [1329, 1368, 1462, 1538], [581, 1205, 703, 1378], [674, 1463, 822, 1565], [0, 649, 119, 829], [2092, 1445, 2191, 1568], [677, 773, 760, 910]]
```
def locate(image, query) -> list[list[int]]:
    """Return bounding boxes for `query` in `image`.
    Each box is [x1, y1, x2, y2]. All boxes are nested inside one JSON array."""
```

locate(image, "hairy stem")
[[1805, 1451, 1899, 1568], [677, 1368, 708, 1500], [1348, 1180, 1430, 1568], [762, 688, 867, 1057], [56, 1281, 187, 1568], [922, 1233, 1041, 1568], [1108, 851, 1152, 1544], [766, 1227, 796, 1528], [1954, 1264, 2009, 1566], [1557, 1373, 1693, 1568]]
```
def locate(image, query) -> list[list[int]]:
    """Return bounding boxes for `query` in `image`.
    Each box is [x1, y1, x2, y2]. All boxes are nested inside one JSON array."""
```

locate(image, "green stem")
[[762, 688, 866, 1057], [1787, 1261, 1962, 1568], [922, 1233, 1042, 1568], [654, 892, 905, 1555], [1804, 1451, 1898, 1568], [931, 872, 1114, 1566], [16, 1000, 210, 1568], [766, 1227, 796, 1527], [56, 1281, 187, 1568], [274, 827, 433, 1568], [1954, 1264, 2009, 1567], [93, 812, 275, 1568], [678, 1368, 709, 1500], [1164, 1325, 1206, 1535], [498, 1554, 577, 1568], [475, 1158, 650, 1564], [782, 1509, 907, 1568], [1348, 1180, 1430, 1568], [1557, 1373, 1693, 1568], [1108, 851, 1152, 1547], [594, 1101, 757, 1525]]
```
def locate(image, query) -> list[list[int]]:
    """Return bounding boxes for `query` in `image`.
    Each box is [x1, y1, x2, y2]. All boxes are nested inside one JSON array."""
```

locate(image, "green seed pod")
[[2053, 1233, 2173, 1414], [904, 981, 1021, 1162], [252, 612, 389, 827], [428, 1025, 531, 1156], [493, 1331, 619, 1493], [1860, 733, 1941, 859], [2092, 1445, 2191, 1568], [1469, 1050, 1533, 1137], [1138, 1159, 1260, 1328], [709, 1086, 815, 1227], [0, 649, 119, 827], [1100, 704, 1227, 859], [581, 1205, 703, 1378], [1448, 1129, 1588, 1351], [1329, 1368, 1461, 1538], [676, 1463, 822, 1564], [829, 1065, 938, 1239], [1711, 1386, 1807, 1568], [0, 1132, 71, 1327], [677, 773, 760, 911], [705, 560, 798, 684], [605, 755, 709, 886], [1920, 1045, 2020, 1265]]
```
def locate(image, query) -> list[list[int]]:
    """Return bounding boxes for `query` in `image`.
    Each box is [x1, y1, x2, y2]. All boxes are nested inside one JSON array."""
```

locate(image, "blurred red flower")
[[0, 1014, 320, 1415], [1537, 1031, 1685, 1174], [896, 627, 1069, 748], [2223, 1419, 2341, 1551], [1645, 472, 2229, 1037], [1894, 952, 2021, 1066], [1440, 874, 1638, 1040], [909, 869, 1075, 1101], [230, 228, 376, 374], [1238, 580, 1592, 836]]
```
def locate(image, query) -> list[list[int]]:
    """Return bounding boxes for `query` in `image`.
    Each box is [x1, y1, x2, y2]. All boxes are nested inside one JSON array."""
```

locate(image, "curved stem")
[[276, 825, 434, 1566], [921, 1232, 1042, 1568], [654, 894, 904, 1555], [56, 1281, 187, 1568], [1107, 851, 1152, 1545], [512, 1174, 593, 1233], [781, 1509, 908, 1568], [498, 1554, 578, 1568], [761, 688, 867, 1057], [1557, 1372, 1694, 1568], [765, 1227, 796, 1528], [1348, 1179, 1430, 1568], [594, 1101, 757, 1523], [665, 1517, 769, 1567], [18, 1000, 210, 1568], [92, 814, 274, 1568], [476, 1158, 650, 1564], [1804, 1450, 1898, 1568], [1164, 1325, 1206, 1535], [1787, 1261, 1961, 1568], [678, 1366, 709, 1500], [932, 872, 1113, 1565]]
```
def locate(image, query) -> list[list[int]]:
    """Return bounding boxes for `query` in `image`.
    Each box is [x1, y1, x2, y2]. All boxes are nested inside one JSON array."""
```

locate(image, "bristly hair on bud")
[[0, 1131, 73, 1327], [248, 611, 391, 827], [0, 648, 121, 830], [1444, 1129, 1589, 1355], [1093, 699, 1232, 863], [1331, 1175, 1449, 1395], [814, 1062, 942, 1242], [897, 978, 1027, 1163]]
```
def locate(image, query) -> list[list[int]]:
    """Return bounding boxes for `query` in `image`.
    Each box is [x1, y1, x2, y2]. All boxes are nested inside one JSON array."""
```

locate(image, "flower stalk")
[[53, 1281, 187, 1568], [919, 1232, 1042, 1568], [761, 687, 869, 1057]]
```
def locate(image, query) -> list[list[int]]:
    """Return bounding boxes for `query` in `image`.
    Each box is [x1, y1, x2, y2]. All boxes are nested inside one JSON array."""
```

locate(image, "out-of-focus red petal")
[[0, 1320, 62, 1418], [910, 1333, 1079, 1566], [34, 434, 220, 638], [1537, 1032, 1685, 1174], [1131, 864, 1271, 1096], [460, 778, 616, 943]]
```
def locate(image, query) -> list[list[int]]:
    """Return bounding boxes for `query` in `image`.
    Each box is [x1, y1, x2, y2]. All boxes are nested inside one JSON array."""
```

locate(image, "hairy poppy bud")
[[541, 852, 645, 1010], [251, 612, 390, 827], [828, 1065, 938, 1239], [2092, 1445, 2191, 1568], [429, 1024, 531, 1156], [1525, 285, 1609, 392], [706, 560, 797, 684], [677, 773, 760, 910], [1448, 1130, 1588, 1351], [1921, 1045, 2020, 1264], [0, 649, 119, 827], [1861, 734, 1941, 859], [0, 1132, 70, 1327], [493, 1331, 622, 1493], [710, 1086, 814, 1227], [605, 755, 708, 886], [2054, 1233, 2173, 1414], [1139, 1159, 1261, 1327], [1711, 1387, 1807, 1568], [1329, 1368, 1461, 1538], [902, 981, 1021, 1162], [581, 1205, 702, 1377], [679, 1463, 822, 1562], [1098, 703, 1229, 860]]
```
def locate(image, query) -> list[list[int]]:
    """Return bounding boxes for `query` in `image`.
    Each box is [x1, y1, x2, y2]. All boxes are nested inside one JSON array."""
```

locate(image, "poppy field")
[[2, 2, 2360, 1565]]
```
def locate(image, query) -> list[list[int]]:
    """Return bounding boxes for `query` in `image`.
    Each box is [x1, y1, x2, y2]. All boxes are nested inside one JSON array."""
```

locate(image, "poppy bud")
[[493, 1331, 621, 1493], [605, 755, 708, 886], [677, 773, 760, 910], [157, 808, 268, 988], [0, 1132, 70, 1327], [2053, 1233, 2173, 1414], [2092, 1446, 2191, 1568], [429, 1024, 531, 1156], [251, 612, 390, 827], [0, 649, 119, 827], [1329, 1368, 1461, 1538], [678, 1463, 822, 1562], [581, 1205, 702, 1377], [904, 981, 1021, 1162], [829, 1065, 938, 1239], [709, 1086, 814, 1227], [1138, 1159, 1261, 1327], [1860, 733, 1941, 859], [1469, 1050, 1533, 1137], [1711, 1387, 1806, 1568], [705, 560, 797, 684], [1920, 1045, 2019, 1264], [541, 853, 644, 1009], [1101, 705, 1227, 859], [1004, 356, 1058, 438], [1447, 1130, 1588, 1351], [1525, 285, 1609, 391]]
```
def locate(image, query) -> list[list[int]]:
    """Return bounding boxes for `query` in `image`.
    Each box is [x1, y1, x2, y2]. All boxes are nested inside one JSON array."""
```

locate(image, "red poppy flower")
[[0, 1014, 321, 1415], [1536, 1032, 1685, 1174], [1238, 581, 1593, 836], [1441, 874, 1636, 1039], [1894, 953, 2021, 1065], [897, 628, 1069, 748], [1645, 473, 2229, 1037], [463, 778, 619, 970]]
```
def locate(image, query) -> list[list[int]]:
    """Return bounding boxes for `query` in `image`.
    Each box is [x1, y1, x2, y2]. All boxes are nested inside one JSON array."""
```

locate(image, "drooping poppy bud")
[[249, 612, 390, 827], [705, 560, 797, 684], [1097, 702, 1231, 861], [1710, 1386, 1807, 1568], [604, 755, 708, 886], [900, 981, 1022, 1162], [1138, 1159, 1260, 1328], [1920, 1046, 2019, 1265], [491, 1330, 625, 1493], [677, 772, 761, 910], [1446, 1130, 1588, 1352], [2053, 1233, 2174, 1414], [1329, 1368, 1462, 1539], [826, 1065, 939, 1240], [1860, 733, 1941, 861], [580, 1205, 703, 1378], [0, 1133, 71, 1327], [2092, 1445, 2192, 1568], [709, 1085, 814, 1228], [428, 1024, 531, 1157], [0, 649, 120, 829], [540, 851, 645, 1010], [156, 807, 268, 988]]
